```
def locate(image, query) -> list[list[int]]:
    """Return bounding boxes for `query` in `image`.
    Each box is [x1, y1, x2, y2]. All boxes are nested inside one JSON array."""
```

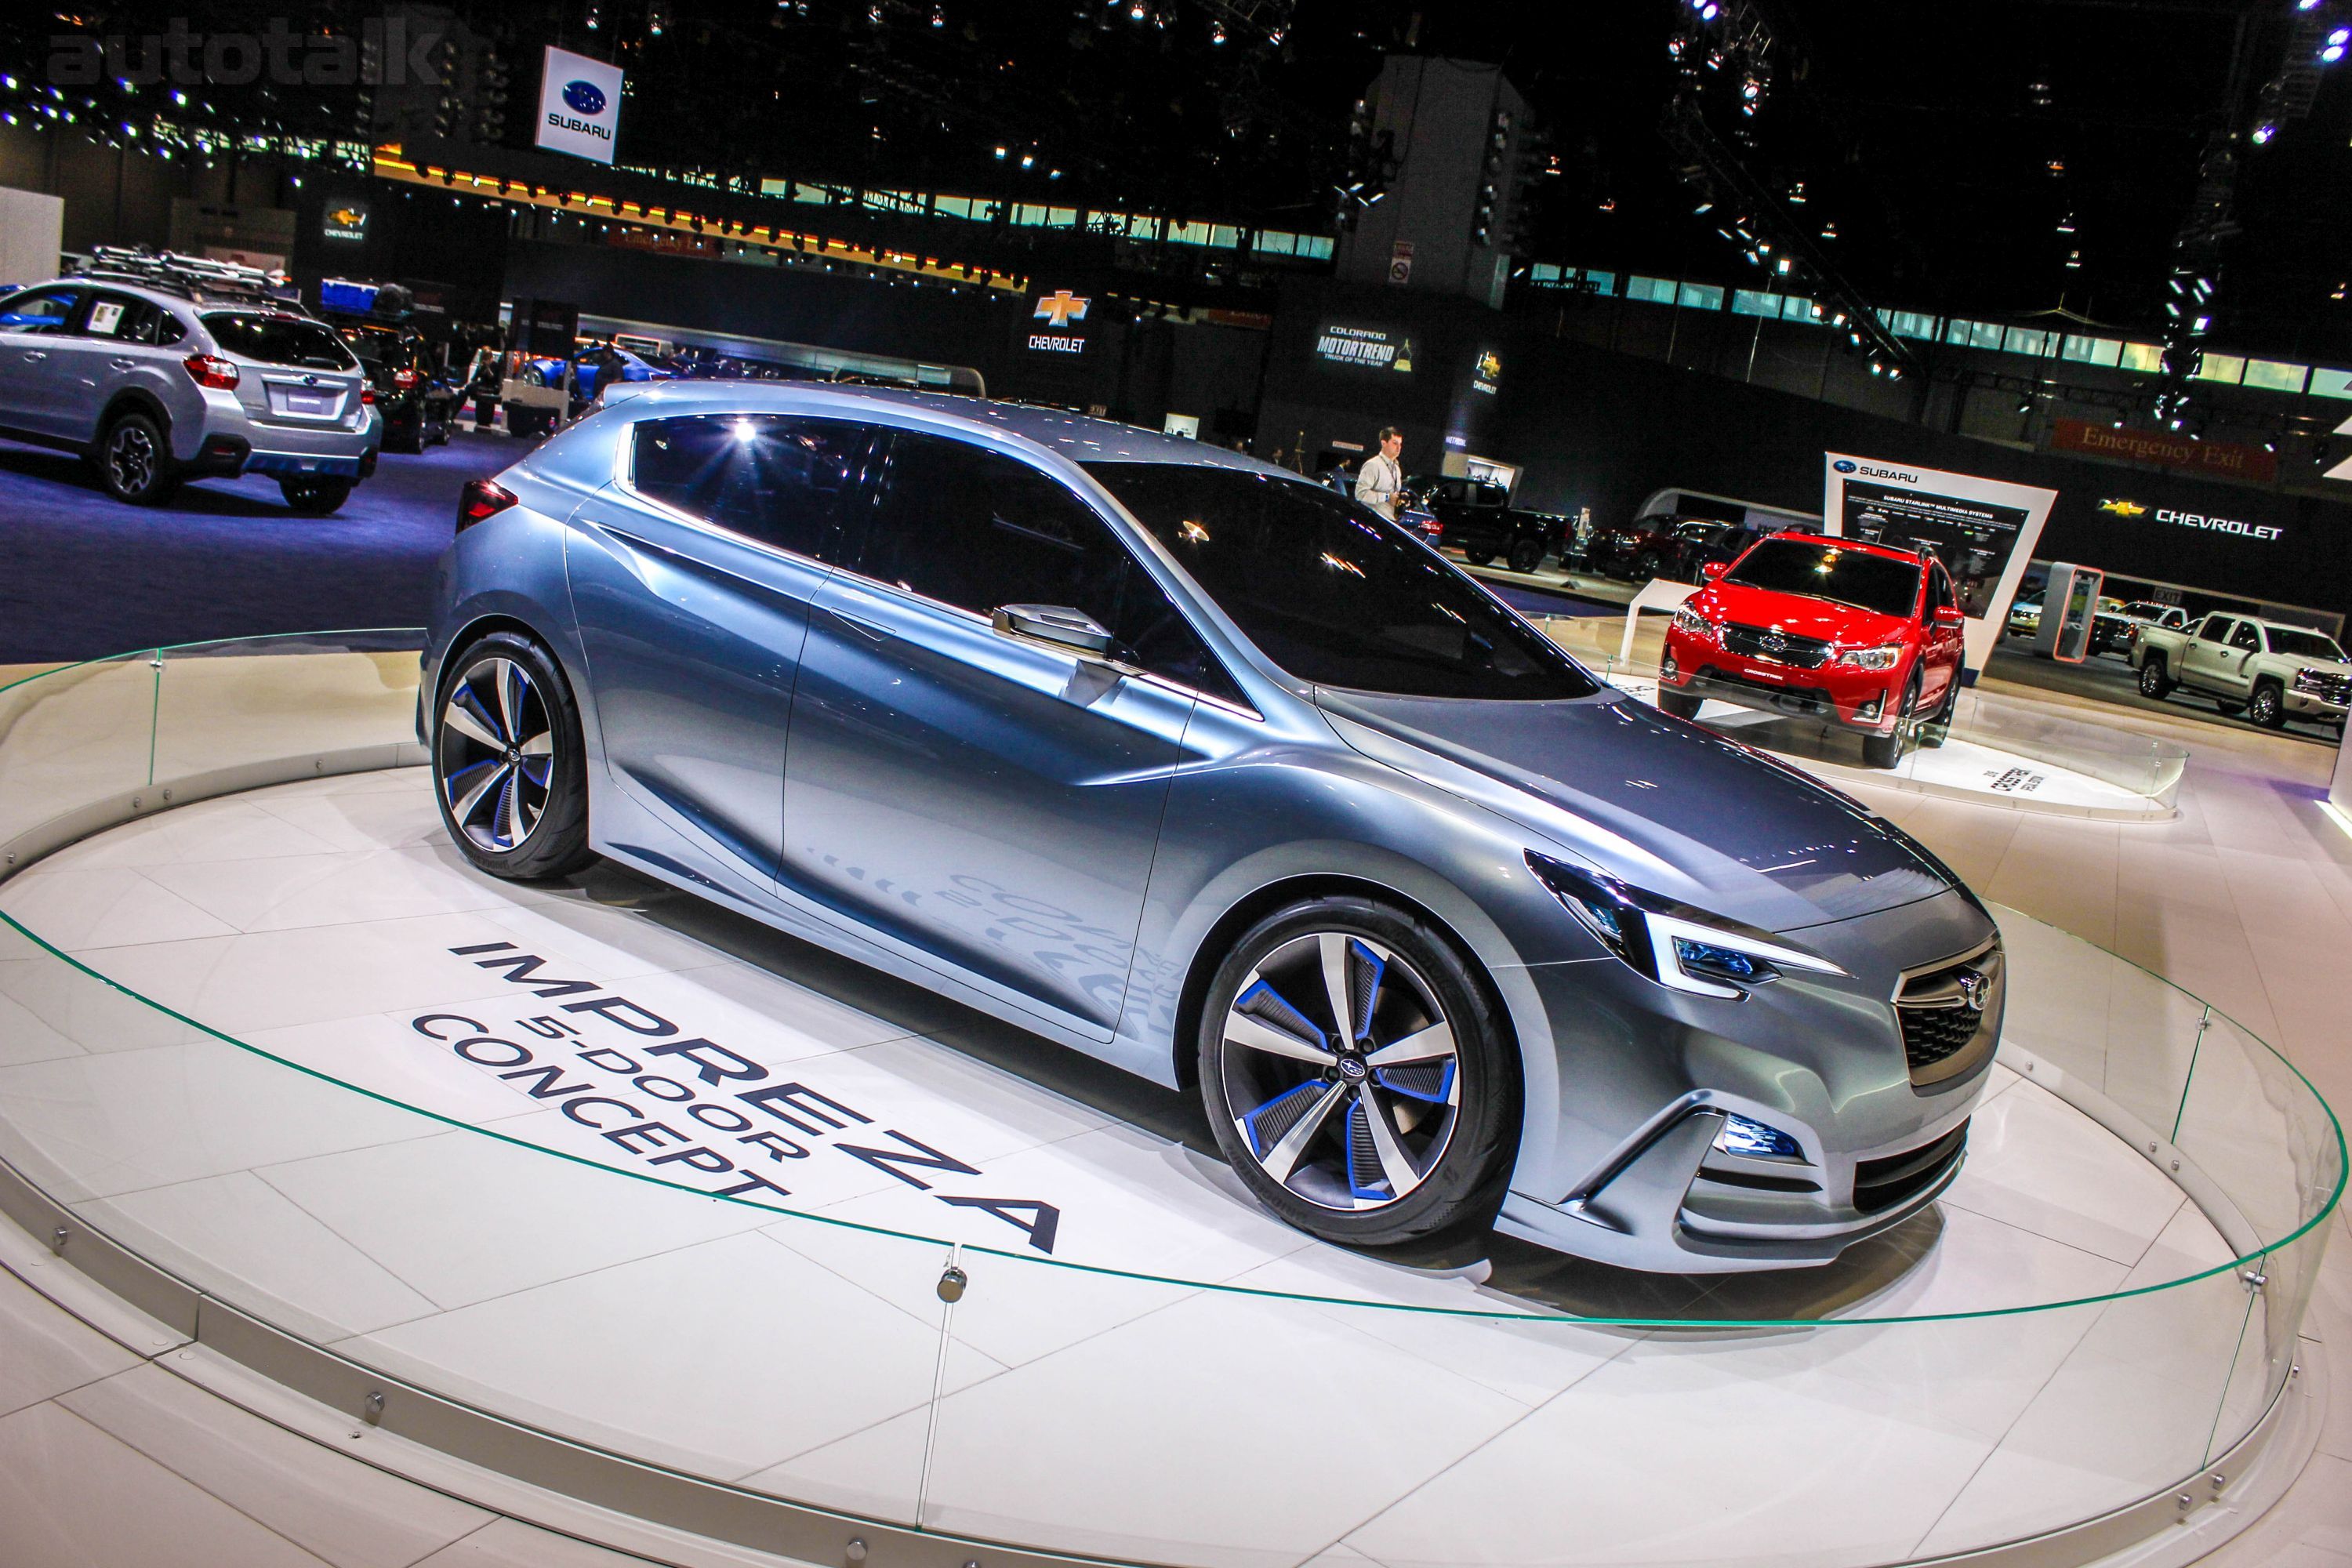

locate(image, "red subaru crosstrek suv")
[[1656, 533, 1966, 767]]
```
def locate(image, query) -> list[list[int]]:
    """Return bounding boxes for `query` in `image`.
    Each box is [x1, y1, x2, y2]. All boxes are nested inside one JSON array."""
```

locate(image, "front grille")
[[1853, 1122, 1969, 1213], [1722, 622, 1832, 670], [1893, 938, 2002, 1086], [2295, 670, 2351, 705]]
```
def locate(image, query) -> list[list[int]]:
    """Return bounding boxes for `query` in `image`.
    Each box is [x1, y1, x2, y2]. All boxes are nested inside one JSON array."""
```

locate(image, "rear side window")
[[82, 295, 182, 346], [201, 313, 357, 369], [0, 286, 80, 333], [630, 414, 877, 562], [858, 433, 1243, 704]]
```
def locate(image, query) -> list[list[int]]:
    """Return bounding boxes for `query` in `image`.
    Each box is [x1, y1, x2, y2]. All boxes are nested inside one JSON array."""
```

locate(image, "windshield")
[[202, 313, 355, 370], [1086, 462, 1601, 700], [2267, 626, 2347, 662], [1723, 538, 1922, 620]]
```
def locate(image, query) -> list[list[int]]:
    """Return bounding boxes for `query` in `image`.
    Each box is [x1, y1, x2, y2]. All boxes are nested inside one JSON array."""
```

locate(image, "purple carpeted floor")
[[0, 429, 520, 664]]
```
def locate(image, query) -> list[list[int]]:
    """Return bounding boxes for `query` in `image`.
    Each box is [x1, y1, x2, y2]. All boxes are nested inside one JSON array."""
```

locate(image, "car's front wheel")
[[1657, 686, 1702, 720], [1862, 671, 1922, 768], [1200, 896, 1518, 1249], [1506, 536, 1545, 574], [2248, 679, 2286, 729], [97, 411, 176, 505], [432, 632, 594, 880]]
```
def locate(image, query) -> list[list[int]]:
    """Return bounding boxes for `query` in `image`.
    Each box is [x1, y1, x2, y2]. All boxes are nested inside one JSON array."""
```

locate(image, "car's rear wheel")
[[280, 476, 354, 515], [2137, 655, 2173, 699], [1200, 896, 1518, 1249], [2248, 680, 2286, 729], [1633, 550, 1664, 581], [1462, 547, 1497, 567], [1506, 537, 1545, 575], [432, 632, 594, 880], [97, 411, 176, 505]]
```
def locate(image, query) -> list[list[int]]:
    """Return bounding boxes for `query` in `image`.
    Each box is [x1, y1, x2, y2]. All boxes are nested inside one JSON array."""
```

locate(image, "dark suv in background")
[[335, 321, 456, 453], [1405, 474, 1565, 573]]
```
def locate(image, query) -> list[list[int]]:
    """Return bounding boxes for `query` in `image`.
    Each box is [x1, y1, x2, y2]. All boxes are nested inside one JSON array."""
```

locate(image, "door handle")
[[21, 350, 45, 363], [110, 357, 137, 370]]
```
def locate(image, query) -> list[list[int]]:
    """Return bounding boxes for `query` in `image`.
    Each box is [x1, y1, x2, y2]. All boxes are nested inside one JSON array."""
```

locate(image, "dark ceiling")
[[10, 0, 2348, 358]]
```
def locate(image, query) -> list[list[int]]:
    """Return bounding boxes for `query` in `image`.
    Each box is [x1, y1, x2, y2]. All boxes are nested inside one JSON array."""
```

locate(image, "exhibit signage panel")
[[535, 45, 625, 165], [1313, 321, 1414, 372], [1823, 453, 2056, 669], [1025, 289, 1091, 355]]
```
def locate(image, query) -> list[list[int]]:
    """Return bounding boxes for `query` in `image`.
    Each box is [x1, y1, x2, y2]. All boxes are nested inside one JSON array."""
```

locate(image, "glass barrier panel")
[[152, 630, 424, 786], [2173, 1009, 2341, 1250], [0, 651, 162, 855]]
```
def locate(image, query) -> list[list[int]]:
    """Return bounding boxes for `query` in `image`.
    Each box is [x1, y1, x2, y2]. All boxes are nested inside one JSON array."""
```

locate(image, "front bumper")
[[2284, 685, 2350, 720], [1662, 629, 1904, 734], [1497, 888, 2001, 1273]]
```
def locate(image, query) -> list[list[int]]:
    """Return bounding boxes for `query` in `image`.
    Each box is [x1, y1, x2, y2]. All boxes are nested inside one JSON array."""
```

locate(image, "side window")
[[82, 295, 171, 344], [2230, 621, 2263, 652], [0, 287, 81, 334], [2195, 615, 2233, 644], [1926, 565, 1955, 615], [628, 414, 876, 562], [858, 433, 1243, 705]]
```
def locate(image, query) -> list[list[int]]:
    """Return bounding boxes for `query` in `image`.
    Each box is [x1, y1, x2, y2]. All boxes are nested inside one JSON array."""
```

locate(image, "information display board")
[[1824, 454, 2056, 670]]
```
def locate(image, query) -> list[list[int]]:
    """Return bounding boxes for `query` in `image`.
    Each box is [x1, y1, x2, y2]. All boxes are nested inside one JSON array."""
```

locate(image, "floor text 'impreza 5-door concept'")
[[423, 385, 2002, 1272]]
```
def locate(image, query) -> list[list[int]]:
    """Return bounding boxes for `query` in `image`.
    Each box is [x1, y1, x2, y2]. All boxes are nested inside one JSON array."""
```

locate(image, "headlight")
[[1838, 643, 1904, 670], [1671, 604, 1714, 635], [1524, 851, 1848, 1000]]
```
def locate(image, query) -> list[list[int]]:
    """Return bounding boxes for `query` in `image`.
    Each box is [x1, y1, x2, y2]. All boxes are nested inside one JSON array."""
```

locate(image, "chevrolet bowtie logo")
[[1034, 290, 1090, 327], [2099, 498, 2148, 518]]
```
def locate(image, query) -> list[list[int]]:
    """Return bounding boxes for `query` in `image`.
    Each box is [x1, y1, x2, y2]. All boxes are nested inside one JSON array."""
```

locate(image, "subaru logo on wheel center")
[[562, 79, 606, 115]]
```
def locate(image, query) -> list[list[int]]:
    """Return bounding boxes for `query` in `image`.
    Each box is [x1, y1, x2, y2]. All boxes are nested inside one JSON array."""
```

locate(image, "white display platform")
[[1608, 674, 2178, 821], [0, 769, 2271, 1568]]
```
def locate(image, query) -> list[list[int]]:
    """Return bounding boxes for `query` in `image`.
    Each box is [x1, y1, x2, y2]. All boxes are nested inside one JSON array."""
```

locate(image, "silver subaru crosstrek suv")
[[0, 256, 379, 514]]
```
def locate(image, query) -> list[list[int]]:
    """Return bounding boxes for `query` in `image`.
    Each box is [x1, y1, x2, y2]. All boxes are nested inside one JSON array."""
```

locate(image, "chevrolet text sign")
[[535, 45, 622, 165]]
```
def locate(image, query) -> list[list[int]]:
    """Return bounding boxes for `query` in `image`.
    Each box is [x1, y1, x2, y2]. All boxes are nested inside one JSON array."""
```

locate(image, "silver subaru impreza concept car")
[[421, 382, 2002, 1273]]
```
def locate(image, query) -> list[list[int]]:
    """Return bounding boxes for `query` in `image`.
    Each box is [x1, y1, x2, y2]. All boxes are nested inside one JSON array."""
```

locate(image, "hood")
[[1316, 687, 1958, 932], [1692, 582, 1911, 643]]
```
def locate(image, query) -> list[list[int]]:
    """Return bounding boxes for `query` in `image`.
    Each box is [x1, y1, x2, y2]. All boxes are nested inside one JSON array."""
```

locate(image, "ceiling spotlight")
[[993, 144, 1007, 158], [1210, 20, 1226, 42], [1019, 152, 1034, 168], [648, 0, 668, 34], [2251, 123, 2275, 145], [1693, 199, 1714, 214]]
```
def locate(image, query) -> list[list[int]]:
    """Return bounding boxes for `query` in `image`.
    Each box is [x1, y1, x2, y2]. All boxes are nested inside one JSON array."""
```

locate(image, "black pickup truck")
[[1405, 475, 1567, 574]]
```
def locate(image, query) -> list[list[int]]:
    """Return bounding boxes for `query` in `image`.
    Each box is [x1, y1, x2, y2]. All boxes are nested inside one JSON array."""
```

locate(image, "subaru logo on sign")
[[1833, 459, 1857, 474], [562, 79, 606, 115]]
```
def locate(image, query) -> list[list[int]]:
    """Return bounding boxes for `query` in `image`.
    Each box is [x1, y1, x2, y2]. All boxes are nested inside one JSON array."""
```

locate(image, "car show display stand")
[[0, 634, 2335, 1568]]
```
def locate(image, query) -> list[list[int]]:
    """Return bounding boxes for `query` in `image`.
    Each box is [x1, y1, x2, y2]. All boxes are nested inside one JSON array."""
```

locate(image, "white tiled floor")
[[0, 683, 2344, 1568]]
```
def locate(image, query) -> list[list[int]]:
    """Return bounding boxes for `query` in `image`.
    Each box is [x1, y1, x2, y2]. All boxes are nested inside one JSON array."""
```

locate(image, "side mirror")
[[1701, 561, 1729, 580], [1932, 604, 1965, 625], [993, 603, 1112, 657]]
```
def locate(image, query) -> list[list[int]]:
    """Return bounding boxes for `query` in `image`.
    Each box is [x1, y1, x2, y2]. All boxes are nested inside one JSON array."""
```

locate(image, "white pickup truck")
[[2130, 611, 2351, 732]]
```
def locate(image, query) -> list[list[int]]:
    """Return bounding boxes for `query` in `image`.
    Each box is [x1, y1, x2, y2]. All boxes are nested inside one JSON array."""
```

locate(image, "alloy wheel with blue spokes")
[[436, 655, 555, 855], [1220, 931, 1461, 1214]]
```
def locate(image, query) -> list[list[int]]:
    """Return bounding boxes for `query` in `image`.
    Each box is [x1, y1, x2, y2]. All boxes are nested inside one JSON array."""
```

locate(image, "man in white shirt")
[[1353, 426, 1406, 520]]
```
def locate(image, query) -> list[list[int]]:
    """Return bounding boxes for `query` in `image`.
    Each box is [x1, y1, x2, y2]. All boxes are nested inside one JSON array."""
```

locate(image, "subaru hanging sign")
[[535, 45, 623, 165]]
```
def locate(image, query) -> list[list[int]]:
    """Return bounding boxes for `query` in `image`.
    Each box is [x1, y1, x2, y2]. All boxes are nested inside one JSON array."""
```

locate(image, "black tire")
[[1861, 672, 1922, 769], [96, 410, 177, 505], [2137, 656, 2172, 699], [1633, 550, 1664, 581], [280, 476, 354, 515], [1506, 537, 1545, 575], [1463, 548, 1497, 568], [1657, 687, 1702, 720], [387, 423, 425, 455], [431, 631, 595, 880], [2248, 680, 2286, 730], [1199, 896, 1519, 1250]]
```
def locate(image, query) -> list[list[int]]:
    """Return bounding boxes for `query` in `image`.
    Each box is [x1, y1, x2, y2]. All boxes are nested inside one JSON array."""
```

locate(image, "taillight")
[[457, 477, 518, 535], [361, 388, 376, 405], [392, 368, 419, 390], [182, 353, 239, 390]]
